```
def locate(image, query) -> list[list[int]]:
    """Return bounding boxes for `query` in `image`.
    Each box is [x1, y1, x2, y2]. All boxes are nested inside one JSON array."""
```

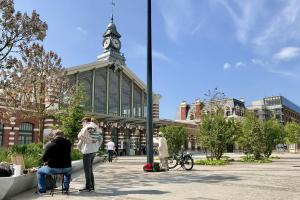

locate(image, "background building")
[[247, 96, 300, 124], [66, 17, 162, 156]]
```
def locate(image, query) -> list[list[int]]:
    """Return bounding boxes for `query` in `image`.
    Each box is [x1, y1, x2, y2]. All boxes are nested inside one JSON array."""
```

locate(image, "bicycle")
[[168, 150, 194, 170]]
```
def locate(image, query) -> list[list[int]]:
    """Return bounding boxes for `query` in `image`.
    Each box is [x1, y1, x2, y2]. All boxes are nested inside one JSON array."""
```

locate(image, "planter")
[[0, 156, 101, 199]]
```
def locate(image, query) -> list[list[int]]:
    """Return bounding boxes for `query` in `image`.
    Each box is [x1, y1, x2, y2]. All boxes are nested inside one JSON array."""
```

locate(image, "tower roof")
[[103, 18, 121, 38]]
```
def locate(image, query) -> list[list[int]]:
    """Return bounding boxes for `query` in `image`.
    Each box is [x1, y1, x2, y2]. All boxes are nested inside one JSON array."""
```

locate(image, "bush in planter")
[[0, 149, 10, 163], [195, 159, 228, 165], [71, 148, 83, 161]]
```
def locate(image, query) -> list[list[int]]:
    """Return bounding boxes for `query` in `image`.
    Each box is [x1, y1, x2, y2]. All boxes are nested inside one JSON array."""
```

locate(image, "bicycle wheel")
[[182, 156, 194, 170], [168, 155, 178, 169]]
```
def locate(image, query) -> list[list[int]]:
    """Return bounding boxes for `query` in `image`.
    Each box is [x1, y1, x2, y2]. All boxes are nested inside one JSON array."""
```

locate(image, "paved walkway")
[[12, 153, 300, 200]]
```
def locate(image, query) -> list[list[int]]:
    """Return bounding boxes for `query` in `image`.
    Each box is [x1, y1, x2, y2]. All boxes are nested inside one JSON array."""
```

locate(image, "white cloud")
[[156, 0, 202, 42], [216, 0, 263, 44], [235, 62, 246, 68], [223, 63, 231, 70], [128, 42, 172, 63], [273, 47, 300, 61], [76, 26, 87, 35], [252, 0, 300, 48], [153, 50, 172, 63]]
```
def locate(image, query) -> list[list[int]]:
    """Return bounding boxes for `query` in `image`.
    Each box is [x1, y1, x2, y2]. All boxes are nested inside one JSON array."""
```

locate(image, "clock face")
[[103, 38, 110, 49], [112, 38, 121, 49]]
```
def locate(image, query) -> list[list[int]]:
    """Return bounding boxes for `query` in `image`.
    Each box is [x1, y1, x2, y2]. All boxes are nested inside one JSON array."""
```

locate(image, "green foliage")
[[198, 113, 241, 160], [238, 112, 264, 159], [284, 121, 300, 145], [159, 125, 187, 155], [0, 149, 10, 162], [1, 143, 82, 169], [194, 159, 228, 165], [240, 156, 272, 163], [261, 118, 284, 158], [55, 86, 85, 143], [8, 143, 43, 168], [239, 112, 284, 159], [71, 148, 83, 161]]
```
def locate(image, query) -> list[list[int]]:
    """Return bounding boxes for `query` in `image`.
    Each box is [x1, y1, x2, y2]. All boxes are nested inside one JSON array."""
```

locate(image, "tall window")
[[121, 75, 131, 117], [95, 68, 107, 113], [18, 123, 33, 145], [0, 123, 3, 147], [144, 93, 147, 118], [78, 71, 93, 112], [109, 68, 120, 115], [133, 85, 142, 118]]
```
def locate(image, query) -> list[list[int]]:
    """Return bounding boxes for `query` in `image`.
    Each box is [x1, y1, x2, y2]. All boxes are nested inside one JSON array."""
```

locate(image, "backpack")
[[45, 175, 57, 190]]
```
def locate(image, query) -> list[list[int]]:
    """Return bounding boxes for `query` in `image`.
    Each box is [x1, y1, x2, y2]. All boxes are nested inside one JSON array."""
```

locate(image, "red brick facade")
[[0, 108, 40, 148]]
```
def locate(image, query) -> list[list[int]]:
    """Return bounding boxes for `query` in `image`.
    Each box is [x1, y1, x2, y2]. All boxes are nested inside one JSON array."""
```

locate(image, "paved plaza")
[[12, 153, 300, 200]]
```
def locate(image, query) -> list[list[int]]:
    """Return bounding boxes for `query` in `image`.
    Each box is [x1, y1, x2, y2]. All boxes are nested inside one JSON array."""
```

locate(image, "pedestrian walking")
[[77, 117, 103, 192], [157, 132, 169, 171], [106, 140, 115, 162]]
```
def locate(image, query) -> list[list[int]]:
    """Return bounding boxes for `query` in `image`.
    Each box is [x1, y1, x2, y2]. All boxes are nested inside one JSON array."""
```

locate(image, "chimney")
[[195, 99, 202, 120], [180, 101, 187, 120]]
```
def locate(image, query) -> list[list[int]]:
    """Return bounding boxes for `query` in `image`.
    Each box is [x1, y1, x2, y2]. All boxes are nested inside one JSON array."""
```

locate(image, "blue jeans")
[[37, 166, 72, 192]]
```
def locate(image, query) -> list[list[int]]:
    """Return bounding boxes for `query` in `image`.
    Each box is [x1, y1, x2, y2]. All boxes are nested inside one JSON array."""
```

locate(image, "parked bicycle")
[[168, 150, 194, 170]]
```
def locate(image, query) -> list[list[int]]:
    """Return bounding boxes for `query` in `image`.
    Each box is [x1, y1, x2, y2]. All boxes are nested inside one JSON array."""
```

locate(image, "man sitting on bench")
[[37, 130, 72, 193]]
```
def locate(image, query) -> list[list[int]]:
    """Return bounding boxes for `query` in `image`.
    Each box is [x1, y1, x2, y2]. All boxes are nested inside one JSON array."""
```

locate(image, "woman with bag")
[[77, 117, 103, 192]]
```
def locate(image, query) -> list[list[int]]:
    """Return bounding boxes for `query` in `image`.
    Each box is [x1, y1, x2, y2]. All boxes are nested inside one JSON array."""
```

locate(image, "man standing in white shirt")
[[106, 140, 115, 162]]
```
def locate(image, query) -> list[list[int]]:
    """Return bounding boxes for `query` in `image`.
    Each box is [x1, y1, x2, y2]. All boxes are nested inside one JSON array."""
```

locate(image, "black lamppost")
[[146, 0, 153, 165]]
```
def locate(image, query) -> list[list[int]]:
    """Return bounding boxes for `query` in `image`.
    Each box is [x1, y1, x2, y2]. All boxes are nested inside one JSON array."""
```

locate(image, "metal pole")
[[146, 0, 153, 164]]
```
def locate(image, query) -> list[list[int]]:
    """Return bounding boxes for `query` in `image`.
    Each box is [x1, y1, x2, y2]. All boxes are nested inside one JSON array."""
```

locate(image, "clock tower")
[[97, 15, 126, 66]]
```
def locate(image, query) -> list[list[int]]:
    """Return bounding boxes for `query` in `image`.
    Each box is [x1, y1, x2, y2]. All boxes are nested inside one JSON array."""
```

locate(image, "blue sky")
[[15, 0, 300, 119]]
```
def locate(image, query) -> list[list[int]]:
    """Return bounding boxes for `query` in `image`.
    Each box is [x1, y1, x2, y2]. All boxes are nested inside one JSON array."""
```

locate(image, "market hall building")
[[67, 17, 162, 156]]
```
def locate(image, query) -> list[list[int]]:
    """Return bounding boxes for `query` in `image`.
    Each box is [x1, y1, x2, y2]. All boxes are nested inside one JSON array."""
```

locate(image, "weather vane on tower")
[[111, 0, 115, 23]]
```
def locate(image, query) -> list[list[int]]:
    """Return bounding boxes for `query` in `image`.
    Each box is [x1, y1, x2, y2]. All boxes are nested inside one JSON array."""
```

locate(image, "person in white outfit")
[[157, 132, 169, 171], [106, 140, 115, 162], [77, 117, 103, 192]]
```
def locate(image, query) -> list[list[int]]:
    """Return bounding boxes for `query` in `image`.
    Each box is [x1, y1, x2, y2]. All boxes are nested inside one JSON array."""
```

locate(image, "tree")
[[261, 118, 284, 158], [0, 0, 47, 68], [239, 111, 264, 159], [55, 86, 85, 143], [284, 122, 300, 152], [0, 43, 70, 141], [203, 87, 226, 115], [198, 113, 241, 160], [159, 125, 187, 155]]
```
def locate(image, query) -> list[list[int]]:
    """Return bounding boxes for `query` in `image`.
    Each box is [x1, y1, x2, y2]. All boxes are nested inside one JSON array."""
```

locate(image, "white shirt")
[[106, 141, 115, 150]]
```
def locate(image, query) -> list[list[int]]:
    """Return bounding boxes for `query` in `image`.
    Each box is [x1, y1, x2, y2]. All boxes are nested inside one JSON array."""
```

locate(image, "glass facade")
[[109, 68, 120, 115], [18, 123, 33, 145], [78, 71, 93, 112], [121, 75, 131, 117], [0, 123, 3, 147], [72, 67, 148, 119], [144, 93, 147, 118], [95, 68, 107, 113], [133, 85, 142, 118]]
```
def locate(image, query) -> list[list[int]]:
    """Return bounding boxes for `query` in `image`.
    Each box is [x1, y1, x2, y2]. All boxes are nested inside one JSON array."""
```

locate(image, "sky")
[[14, 0, 300, 120]]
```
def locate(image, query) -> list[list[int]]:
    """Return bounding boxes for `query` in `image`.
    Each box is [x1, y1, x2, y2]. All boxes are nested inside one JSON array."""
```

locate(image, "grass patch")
[[195, 159, 229, 165], [239, 156, 272, 163]]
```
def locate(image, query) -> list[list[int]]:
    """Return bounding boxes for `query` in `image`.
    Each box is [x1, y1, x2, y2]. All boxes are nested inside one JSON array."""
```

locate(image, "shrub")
[[195, 159, 229, 165], [71, 148, 82, 161], [0, 149, 10, 162], [240, 156, 272, 163]]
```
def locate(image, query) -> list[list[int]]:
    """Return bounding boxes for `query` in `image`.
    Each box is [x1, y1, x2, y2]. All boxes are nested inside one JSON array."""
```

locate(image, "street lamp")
[[145, 0, 154, 169]]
